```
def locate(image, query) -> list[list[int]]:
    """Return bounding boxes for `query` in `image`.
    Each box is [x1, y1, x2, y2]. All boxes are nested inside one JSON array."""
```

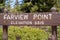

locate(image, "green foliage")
[[0, 0, 4, 4], [57, 26, 60, 40], [0, 0, 5, 8], [8, 26, 48, 40], [0, 28, 2, 40], [0, 4, 4, 8], [56, 0, 60, 12], [1, 26, 60, 40], [15, 0, 56, 13]]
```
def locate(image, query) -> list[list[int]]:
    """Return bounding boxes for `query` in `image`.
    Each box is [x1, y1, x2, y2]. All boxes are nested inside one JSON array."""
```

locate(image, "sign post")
[[51, 7, 57, 40], [2, 25, 8, 40], [51, 26, 57, 40]]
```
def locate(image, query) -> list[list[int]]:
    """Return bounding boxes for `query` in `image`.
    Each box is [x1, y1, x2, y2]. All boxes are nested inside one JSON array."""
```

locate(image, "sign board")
[[0, 12, 60, 26]]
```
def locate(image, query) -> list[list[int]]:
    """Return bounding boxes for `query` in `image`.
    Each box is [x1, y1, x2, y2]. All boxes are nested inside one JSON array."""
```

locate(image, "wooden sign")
[[0, 12, 60, 26]]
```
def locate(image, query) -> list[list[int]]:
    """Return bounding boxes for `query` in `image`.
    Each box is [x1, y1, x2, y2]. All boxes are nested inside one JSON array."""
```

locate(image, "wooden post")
[[51, 26, 57, 40], [16, 36, 20, 40], [50, 7, 57, 40], [2, 25, 8, 40]]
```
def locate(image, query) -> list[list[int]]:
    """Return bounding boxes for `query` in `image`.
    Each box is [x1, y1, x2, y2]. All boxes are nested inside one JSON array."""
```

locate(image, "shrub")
[[57, 26, 60, 40], [0, 28, 2, 40], [0, 26, 49, 40], [8, 26, 48, 40]]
